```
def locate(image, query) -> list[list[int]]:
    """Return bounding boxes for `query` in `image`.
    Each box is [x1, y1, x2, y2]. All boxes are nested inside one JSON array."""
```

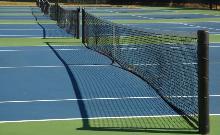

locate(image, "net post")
[[76, 8, 80, 39], [197, 30, 209, 134], [82, 8, 85, 44], [112, 25, 116, 59], [36, 0, 39, 7], [55, 2, 59, 21], [209, 0, 213, 10], [44, 0, 49, 15]]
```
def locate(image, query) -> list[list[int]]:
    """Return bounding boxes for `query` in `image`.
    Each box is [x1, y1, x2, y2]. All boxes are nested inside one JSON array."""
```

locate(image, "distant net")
[[37, 1, 80, 38], [49, 3, 57, 20], [82, 9, 208, 132], [56, 5, 80, 38]]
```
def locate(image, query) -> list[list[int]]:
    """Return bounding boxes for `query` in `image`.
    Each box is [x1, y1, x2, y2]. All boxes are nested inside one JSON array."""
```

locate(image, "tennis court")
[[0, 1, 219, 135]]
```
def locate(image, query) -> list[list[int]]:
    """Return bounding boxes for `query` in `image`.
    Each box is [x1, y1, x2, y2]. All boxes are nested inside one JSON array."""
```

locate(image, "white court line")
[[0, 66, 64, 69], [210, 114, 220, 116], [0, 115, 181, 124], [133, 63, 158, 66], [132, 63, 198, 66], [69, 65, 111, 67], [210, 42, 220, 44], [0, 114, 220, 124], [40, 45, 82, 46], [210, 32, 220, 34], [0, 48, 82, 52], [24, 66, 63, 68], [0, 50, 22, 52], [183, 62, 197, 65], [0, 95, 218, 104], [0, 29, 59, 30], [184, 26, 200, 28], [0, 35, 39, 37], [0, 29, 42, 30], [210, 46, 220, 48], [120, 47, 138, 50], [0, 97, 159, 104], [0, 45, 41, 47], [210, 95, 220, 97], [208, 21, 220, 23], [0, 65, 111, 69], [56, 49, 81, 51]]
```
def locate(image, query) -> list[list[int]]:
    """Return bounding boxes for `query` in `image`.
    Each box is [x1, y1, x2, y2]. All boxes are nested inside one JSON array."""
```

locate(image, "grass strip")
[[0, 13, 33, 16], [0, 116, 219, 135], [0, 38, 82, 47], [0, 20, 56, 24], [210, 34, 220, 43]]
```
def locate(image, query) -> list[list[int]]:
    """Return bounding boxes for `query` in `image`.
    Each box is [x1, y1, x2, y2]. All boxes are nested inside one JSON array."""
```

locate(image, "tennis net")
[[56, 5, 80, 38], [82, 9, 209, 134], [38, 1, 80, 38]]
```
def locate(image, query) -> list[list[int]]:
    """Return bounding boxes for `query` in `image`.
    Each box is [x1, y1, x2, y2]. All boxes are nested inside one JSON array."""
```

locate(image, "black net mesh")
[[49, 3, 57, 20], [39, 2, 80, 38], [56, 6, 80, 37], [82, 10, 199, 131]]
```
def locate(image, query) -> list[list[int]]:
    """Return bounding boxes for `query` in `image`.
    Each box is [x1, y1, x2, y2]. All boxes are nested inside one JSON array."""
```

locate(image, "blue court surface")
[[0, 6, 219, 132], [0, 24, 72, 38], [124, 22, 220, 34], [0, 16, 36, 20], [100, 14, 220, 20], [0, 44, 219, 121]]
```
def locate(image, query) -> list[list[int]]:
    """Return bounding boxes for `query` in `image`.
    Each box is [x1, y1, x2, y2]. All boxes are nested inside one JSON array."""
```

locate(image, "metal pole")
[[197, 30, 209, 135]]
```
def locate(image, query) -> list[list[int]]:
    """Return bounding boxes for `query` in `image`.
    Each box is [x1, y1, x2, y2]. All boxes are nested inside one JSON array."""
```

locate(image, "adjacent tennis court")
[[0, 1, 219, 135]]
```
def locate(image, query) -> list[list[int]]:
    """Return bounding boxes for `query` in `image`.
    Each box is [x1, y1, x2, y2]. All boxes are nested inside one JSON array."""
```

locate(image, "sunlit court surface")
[[0, 0, 219, 135]]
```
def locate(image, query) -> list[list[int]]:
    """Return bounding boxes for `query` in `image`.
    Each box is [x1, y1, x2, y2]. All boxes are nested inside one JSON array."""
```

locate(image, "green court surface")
[[0, 13, 33, 16], [210, 35, 220, 42], [0, 34, 218, 47], [0, 20, 56, 24], [0, 116, 219, 135], [0, 38, 81, 46]]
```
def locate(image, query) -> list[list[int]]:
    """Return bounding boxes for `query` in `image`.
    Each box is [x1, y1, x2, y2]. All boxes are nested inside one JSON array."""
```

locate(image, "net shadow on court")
[[45, 42, 198, 134], [31, 8, 73, 38]]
